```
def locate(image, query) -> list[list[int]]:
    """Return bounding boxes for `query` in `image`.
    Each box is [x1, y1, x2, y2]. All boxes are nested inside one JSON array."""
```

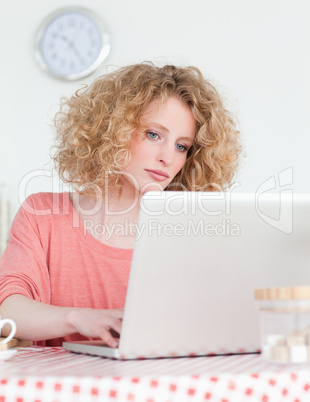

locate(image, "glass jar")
[[255, 287, 310, 364]]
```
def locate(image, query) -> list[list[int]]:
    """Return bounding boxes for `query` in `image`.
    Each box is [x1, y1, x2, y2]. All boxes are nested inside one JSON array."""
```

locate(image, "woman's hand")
[[0, 295, 124, 346], [67, 308, 123, 348]]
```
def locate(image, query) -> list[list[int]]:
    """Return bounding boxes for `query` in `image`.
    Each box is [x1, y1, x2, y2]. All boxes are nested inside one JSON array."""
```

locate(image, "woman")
[[0, 63, 242, 347]]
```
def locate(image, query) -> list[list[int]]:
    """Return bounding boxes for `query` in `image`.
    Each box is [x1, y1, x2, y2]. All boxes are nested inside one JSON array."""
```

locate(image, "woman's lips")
[[145, 169, 170, 181]]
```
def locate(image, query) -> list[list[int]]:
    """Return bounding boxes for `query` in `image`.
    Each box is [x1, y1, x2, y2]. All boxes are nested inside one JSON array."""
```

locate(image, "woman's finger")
[[99, 328, 119, 348]]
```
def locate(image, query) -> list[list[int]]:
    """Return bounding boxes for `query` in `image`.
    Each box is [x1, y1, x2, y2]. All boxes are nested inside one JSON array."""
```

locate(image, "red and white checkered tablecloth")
[[1, 347, 310, 402]]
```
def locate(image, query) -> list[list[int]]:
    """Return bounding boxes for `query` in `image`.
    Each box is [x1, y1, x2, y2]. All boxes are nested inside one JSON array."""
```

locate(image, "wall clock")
[[34, 7, 111, 80]]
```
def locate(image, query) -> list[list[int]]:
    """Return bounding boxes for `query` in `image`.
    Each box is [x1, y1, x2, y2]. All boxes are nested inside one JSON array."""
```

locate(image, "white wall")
[[1, 0, 310, 217]]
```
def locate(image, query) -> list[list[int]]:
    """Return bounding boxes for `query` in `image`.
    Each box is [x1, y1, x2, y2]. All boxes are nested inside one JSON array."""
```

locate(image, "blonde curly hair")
[[53, 62, 242, 196]]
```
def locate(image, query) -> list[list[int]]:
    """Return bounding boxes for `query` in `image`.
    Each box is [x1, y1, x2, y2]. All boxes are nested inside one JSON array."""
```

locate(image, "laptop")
[[63, 191, 310, 359]]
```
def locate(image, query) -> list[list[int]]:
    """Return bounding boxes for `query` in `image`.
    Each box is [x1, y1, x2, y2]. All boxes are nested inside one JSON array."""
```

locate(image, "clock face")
[[35, 8, 110, 80]]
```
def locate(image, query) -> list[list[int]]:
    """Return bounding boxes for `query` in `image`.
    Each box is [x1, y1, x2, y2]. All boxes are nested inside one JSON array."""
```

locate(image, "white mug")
[[0, 316, 16, 344]]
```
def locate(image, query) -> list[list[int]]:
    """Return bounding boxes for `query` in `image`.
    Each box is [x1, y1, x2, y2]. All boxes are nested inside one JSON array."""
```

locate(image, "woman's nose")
[[157, 144, 174, 166]]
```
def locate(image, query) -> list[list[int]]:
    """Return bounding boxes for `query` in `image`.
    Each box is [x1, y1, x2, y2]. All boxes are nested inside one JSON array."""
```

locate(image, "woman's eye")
[[147, 132, 159, 139], [176, 143, 188, 152]]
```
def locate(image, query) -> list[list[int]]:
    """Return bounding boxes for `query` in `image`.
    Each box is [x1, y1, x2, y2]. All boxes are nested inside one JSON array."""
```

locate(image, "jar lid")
[[255, 287, 310, 300]]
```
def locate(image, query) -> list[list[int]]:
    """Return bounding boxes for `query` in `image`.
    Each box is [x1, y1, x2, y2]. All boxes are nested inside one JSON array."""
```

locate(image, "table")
[[1, 347, 310, 402]]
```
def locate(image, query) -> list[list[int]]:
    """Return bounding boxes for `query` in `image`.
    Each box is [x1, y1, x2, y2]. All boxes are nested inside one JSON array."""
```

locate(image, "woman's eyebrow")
[[179, 137, 194, 143], [148, 122, 169, 133], [148, 122, 194, 142]]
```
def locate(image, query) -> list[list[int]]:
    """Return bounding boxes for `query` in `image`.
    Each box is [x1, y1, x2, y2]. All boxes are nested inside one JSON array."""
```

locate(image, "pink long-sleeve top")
[[0, 192, 133, 346]]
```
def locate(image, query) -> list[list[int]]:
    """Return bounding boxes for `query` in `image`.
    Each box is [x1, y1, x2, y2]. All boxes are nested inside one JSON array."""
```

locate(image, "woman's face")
[[123, 97, 196, 194]]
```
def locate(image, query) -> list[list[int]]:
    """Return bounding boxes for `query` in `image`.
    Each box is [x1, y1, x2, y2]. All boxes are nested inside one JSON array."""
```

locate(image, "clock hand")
[[71, 46, 85, 64], [59, 33, 84, 63], [60, 35, 73, 47]]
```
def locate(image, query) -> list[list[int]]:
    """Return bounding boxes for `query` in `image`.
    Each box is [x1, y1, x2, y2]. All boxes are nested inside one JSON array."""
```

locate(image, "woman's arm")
[[0, 294, 122, 348]]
